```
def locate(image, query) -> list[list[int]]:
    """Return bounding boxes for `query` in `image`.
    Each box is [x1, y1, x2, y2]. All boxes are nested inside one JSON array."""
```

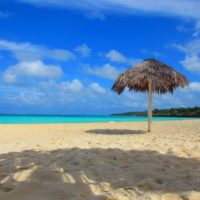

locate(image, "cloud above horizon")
[[18, 0, 200, 20], [0, 38, 198, 114], [1, 79, 199, 114], [2, 60, 63, 85], [0, 40, 75, 62], [84, 63, 122, 80], [89, 83, 106, 94], [74, 44, 91, 57], [105, 50, 141, 65], [174, 39, 200, 73]]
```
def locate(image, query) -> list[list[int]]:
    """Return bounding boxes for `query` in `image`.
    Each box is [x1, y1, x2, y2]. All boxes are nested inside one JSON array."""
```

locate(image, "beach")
[[0, 120, 200, 200]]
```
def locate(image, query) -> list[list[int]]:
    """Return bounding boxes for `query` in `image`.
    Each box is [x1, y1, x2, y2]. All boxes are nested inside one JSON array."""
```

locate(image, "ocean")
[[0, 115, 198, 124]]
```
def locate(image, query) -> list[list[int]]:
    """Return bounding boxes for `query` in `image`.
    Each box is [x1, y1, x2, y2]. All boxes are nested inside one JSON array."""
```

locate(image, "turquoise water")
[[0, 115, 198, 124]]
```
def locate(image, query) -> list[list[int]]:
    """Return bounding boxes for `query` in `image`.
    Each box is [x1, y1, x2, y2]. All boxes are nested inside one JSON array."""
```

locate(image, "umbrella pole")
[[148, 82, 152, 132]]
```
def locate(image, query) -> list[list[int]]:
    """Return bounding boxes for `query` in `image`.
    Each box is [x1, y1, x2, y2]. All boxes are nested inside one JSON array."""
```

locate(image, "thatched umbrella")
[[112, 58, 188, 132]]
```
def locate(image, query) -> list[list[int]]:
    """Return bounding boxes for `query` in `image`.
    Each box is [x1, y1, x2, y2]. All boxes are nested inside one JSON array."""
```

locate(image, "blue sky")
[[0, 0, 200, 114]]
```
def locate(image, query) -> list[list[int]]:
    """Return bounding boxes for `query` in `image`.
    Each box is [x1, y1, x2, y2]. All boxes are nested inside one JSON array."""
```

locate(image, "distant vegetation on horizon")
[[112, 107, 200, 117]]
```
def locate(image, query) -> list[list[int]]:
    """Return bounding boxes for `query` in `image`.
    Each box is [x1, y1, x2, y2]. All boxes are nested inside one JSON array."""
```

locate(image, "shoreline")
[[0, 118, 199, 125]]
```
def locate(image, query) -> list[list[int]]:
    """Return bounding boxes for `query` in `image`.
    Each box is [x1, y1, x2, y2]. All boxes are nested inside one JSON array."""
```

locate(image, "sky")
[[0, 0, 199, 115]]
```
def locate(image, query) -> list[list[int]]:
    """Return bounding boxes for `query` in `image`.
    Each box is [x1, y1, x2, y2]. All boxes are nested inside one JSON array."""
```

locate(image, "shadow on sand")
[[86, 129, 146, 135], [0, 148, 199, 199]]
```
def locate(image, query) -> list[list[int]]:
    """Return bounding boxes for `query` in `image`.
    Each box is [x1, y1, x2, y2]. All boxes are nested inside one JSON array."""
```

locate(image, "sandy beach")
[[0, 120, 200, 200]]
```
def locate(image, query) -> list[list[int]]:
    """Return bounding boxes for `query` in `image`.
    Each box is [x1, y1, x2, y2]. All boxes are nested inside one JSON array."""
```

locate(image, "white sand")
[[0, 120, 200, 200]]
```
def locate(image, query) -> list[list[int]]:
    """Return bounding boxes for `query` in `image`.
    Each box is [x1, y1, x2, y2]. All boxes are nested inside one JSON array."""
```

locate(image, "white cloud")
[[173, 39, 200, 73], [0, 40, 75, 61], [3, 60, 63, 85], [89, 83, 106, 94], [0, 79, 103, 107], [188, 82, 200, 92], [0, 89, 45, 106], [193, 20, 200, 37], [181, 55, 200, 73], [52, 49, 75, 61], [174, 39, 200, 55], [105, 50, 141, 65], [74, 44, 91, 57], [36, 79, 84, 94], [106, 50, 127, 63], [85, 63, 121, 80], [18, 0, 200, 19], [0, 79, 199, 113], [1, 79, 84, 107], [62, 79, 83, 92]]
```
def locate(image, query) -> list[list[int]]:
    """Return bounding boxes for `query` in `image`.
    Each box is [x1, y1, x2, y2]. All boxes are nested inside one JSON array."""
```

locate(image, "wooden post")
[[148, 81, 152, 132]]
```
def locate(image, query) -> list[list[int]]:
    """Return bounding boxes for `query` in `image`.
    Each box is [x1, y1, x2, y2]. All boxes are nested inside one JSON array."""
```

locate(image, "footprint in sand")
[[0, 175, 14, 192], [136, 178, 164, 192]]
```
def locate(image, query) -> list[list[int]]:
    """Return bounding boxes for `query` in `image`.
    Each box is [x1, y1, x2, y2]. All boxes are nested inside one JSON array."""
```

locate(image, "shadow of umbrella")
[[86, 129, 146, 135]]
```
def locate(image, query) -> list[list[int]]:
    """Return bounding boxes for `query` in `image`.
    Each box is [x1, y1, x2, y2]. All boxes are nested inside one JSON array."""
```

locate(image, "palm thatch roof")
[[112, 58, 188, 94]]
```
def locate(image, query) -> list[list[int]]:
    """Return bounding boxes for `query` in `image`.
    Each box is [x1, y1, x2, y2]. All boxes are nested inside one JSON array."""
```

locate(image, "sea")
[[0, 115, 198, 124]]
